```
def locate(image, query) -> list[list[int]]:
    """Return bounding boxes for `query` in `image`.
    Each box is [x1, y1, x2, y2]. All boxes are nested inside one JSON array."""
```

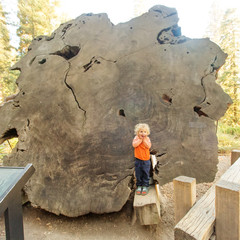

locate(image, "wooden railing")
[[174, 150, 240, 240]]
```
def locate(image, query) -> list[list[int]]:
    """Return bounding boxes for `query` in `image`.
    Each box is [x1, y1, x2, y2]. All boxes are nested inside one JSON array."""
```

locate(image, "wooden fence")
[[174, 150, 240, 240]]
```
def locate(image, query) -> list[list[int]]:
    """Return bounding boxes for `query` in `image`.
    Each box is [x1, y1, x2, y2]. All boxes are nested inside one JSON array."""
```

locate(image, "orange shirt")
[[132, 136, 151, 160]]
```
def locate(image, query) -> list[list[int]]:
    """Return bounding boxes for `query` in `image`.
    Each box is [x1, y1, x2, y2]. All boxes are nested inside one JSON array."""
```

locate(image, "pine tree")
[[0, 2, 10, 72], [17, 0, 60, 56], [205, 1, 224, 43], [0, 1, 18, 101], [217, 9, 240, 126]]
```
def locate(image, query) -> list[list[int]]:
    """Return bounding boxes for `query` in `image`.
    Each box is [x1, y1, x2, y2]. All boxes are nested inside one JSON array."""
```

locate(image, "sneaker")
[[141, 186, 149, 196], [136, 186, 142, 195]]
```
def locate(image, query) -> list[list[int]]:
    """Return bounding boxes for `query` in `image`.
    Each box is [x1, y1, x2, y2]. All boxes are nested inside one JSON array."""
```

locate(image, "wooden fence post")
[[231, 150, 240, 165], [173, 176, 196, 224], [215, 180, 240, 240], [215, 157, 240, 240]]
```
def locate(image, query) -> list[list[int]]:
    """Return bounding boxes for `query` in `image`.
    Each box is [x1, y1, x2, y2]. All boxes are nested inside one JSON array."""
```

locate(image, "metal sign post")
[[0, 164, 35, 240]]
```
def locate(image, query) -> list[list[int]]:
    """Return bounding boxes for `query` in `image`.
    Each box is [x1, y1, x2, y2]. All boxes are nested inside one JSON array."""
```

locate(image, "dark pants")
[[135, 158, 151, 187]]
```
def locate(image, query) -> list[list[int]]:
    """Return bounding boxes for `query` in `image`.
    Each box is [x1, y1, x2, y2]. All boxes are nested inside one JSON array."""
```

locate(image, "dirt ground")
[[0, 155, 230, 240]]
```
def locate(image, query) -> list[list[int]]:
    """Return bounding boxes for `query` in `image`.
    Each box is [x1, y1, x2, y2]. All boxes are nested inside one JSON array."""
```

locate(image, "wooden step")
[[133, 185, 161, 225]]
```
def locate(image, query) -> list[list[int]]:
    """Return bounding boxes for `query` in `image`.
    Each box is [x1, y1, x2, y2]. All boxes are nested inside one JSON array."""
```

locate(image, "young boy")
[[132, 123, 151, 196]]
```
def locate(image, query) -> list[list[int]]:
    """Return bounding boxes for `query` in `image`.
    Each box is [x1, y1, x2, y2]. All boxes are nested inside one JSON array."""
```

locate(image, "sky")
[[2, 0, 240, 47], [57, 0, 240, 37], [58, 0, 209, 38]]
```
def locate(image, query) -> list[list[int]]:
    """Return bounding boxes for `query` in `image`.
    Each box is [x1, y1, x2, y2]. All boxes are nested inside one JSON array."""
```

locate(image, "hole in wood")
[[162, 94, 172, 104], [38, 58, 46, 64], [119, 109, 126, 117], [51, 46, 80, 60], [194, 106, 209, 117], [1, 128, 18, 139]]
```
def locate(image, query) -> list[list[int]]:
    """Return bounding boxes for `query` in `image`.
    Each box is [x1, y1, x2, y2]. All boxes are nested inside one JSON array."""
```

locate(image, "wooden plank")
[[174, 158, 240, 240], [231, 150, 240, 165], [219, 157, 240, 183], [215, 180, 240, 240], [215, 157, 240, 240], [174, 185, 215, 240], [133, 185, 161, 225], [173, 176, 196, 224]]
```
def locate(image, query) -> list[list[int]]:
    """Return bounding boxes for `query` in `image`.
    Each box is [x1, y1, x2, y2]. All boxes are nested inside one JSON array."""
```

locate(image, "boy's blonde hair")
[[134, 123, 150, 135]]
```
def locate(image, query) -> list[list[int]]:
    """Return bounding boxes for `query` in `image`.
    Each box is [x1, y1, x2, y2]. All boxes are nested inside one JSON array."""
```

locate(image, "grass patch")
[[217, 123, 240, 154]]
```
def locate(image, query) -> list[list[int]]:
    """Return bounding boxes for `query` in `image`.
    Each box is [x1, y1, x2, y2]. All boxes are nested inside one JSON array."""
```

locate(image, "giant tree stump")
[[0, 5, 232, 216]]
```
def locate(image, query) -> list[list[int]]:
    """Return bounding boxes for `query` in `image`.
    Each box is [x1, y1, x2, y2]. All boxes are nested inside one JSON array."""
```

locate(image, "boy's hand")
[[133, 135, 143, 147], [138, 134, 143, 139], [142, 136, 151, 149]]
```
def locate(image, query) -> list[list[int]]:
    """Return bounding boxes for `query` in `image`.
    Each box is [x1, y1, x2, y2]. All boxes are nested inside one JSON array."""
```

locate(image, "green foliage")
[[17, 0, 60, 56], [1, 0, 62, 101], [218, 122, 240, 137], [217, 122, 240, 154], [216, 9, 240, 127], [0, 1, 10, 70], [209, 7, 240, 151], [207, 6, 240, 128]]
